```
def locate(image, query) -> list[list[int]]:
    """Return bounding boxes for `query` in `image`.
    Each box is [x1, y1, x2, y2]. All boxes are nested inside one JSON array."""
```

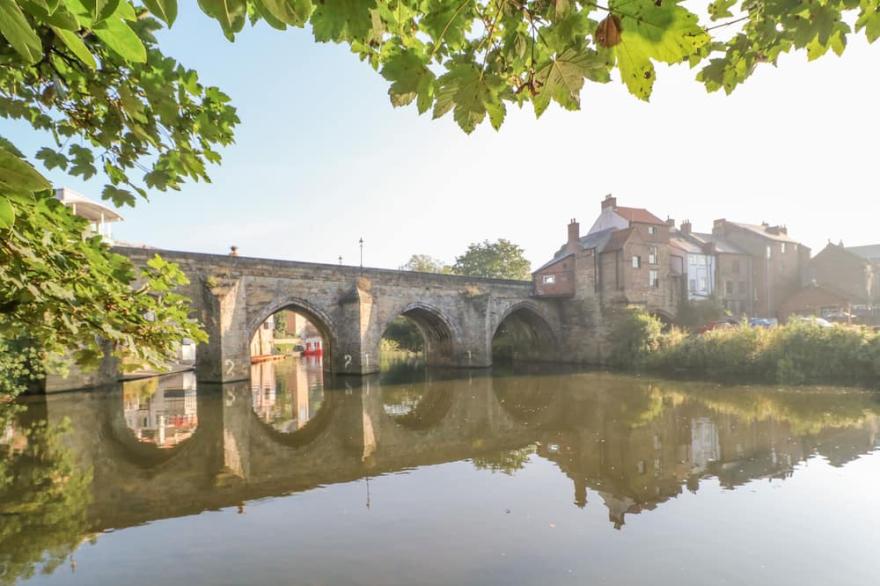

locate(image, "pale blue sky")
[[10, 5, 879, 269]]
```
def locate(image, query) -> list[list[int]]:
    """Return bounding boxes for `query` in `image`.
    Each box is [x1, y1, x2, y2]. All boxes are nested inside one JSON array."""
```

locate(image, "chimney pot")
[[681, 220, 692, 236]]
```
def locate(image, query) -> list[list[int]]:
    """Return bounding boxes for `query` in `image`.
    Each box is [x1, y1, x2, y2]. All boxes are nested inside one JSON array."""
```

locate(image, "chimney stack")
[[566, 218, 581, 253], [666, 217, 676, 228], [601, 193, 617, 211], [681, 220, 692, 236], [567, 218, 580, 244]]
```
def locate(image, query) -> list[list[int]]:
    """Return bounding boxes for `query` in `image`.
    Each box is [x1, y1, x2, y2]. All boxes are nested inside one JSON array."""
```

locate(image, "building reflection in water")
[[250, 357, 325, 433], [122, 371, 198, 448]]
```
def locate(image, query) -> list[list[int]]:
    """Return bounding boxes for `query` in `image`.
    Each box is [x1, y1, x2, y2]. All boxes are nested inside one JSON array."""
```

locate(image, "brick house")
[[793, 242, 879, 323], [676, 221, 754, 317], [709, 220, 809, 318], [533, 195, 679, 319], [534, 195, 810, 323]]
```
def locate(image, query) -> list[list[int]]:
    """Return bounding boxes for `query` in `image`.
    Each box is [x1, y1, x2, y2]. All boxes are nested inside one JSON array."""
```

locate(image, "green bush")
[[606, 307, 664, 369], [641, 320, 880, 386], [676, 297, 728, 330]]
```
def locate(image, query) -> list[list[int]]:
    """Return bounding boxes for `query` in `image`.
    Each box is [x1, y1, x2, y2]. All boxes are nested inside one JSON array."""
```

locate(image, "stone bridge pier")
[[116, 248, 566, 383]]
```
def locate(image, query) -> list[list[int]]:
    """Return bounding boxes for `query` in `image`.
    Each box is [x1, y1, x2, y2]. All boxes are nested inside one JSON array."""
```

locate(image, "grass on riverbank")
[[608, 307, 880, 386]]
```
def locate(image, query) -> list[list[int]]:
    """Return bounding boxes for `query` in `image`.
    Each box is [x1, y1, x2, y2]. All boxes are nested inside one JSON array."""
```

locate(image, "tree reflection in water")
[[0, 404, 92, 585]]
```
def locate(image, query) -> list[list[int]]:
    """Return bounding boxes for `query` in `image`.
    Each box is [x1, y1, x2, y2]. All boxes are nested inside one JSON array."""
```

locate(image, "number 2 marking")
[[344, 354, 352, 369]]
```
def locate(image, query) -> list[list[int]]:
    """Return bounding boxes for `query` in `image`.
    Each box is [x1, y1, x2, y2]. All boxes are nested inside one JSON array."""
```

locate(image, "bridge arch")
[[491, 301, 560, 363], [379, 302, 460, 367], [248, 296, 340, 369]]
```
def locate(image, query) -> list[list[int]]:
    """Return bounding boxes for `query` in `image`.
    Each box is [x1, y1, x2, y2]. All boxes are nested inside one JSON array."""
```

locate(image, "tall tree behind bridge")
[[453, 240, 531, 281], [402, 255, 452, 274]]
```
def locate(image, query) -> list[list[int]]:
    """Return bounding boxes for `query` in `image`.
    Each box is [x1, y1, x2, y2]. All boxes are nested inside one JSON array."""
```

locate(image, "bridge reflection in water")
[[3, 360, 880, 584]]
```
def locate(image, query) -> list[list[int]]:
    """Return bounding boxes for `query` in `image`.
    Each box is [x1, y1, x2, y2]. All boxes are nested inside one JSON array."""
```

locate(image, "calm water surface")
[[2, 358, 880, 585]]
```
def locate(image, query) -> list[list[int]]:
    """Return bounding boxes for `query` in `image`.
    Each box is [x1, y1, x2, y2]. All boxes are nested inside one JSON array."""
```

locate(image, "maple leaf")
[[433, 64, 504, 133], [533, 49, 611, 117], [311, 0, 376, 42], [610, 0, 709, 100], [380, 48, 435, 113]]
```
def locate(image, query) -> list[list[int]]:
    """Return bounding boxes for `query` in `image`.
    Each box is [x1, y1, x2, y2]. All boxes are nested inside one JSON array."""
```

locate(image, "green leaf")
[[198, 0, 247, 39], [533, 49, 608, 116], [142, 0, 178, 26], [68, 144, 97, 179], [610, 0, 709, 100], [0, 0, 44, 63], [79, 0, 120, 22], [102, 184, 136, 207], [0, 146, 51, 194], [421, 0, 473, 50], [0, 196, 14, 229], [36, 147, 69, 170], [23, 1, 81, 29], [93, 16, 147, 62], [256, 0, 312, 26], [708, 0, 736, 21], [51, 27, 97, 69], [310, 0, 375, 42], [433, 64, 502, 133], [380, 48, 435, 110], [856, 0, 880, 43]]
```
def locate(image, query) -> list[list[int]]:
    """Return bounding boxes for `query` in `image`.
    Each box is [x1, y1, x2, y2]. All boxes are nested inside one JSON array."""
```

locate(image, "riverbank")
[[608, 308, 880, 388]]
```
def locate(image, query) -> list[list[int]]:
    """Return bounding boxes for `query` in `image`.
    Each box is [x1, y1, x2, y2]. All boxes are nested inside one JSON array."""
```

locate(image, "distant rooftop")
[[55, 187, 123, 223], [614, 206, 666, 226], [725, 221, 799, 244], [691, 232, 748, 255], [845, 244, 880, 261]]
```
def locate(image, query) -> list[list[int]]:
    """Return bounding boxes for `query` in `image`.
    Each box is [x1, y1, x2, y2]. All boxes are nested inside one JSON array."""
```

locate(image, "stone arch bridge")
[[117, 247, 566, 382]]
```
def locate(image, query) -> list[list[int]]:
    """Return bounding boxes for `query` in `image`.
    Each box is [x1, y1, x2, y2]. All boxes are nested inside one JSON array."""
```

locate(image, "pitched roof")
[[601, 228, 635, 253], [614, 206, 666, 226], [726, 221, 799, 243], [669, 236, 703, 255], [579, 228, 616, 251], [534, 252, 573, 273], [546, 228, 616, 264], [691, 232, 748, 255], [846, 244, 880, 261]]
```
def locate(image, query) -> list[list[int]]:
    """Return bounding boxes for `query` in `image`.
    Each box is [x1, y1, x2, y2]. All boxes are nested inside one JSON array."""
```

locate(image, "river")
[[2, 357, 879, 585]]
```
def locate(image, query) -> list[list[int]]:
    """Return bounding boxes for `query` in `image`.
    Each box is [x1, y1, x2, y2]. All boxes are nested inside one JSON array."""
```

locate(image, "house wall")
[[713, 222, 807, 318], [533, 256, 576, 298], [811, 245, 874, 304], [716, 253, 753, 316], [778, 287, 849, 322], [686, 253, 715, 301]]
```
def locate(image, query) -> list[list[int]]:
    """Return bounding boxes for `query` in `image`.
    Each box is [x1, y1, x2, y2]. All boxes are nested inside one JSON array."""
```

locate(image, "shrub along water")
[[608, 308, 880, 386]]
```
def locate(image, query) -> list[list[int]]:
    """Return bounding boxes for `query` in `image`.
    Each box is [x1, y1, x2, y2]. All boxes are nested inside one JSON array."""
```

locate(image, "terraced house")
[[533, 195, 810, 321]]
